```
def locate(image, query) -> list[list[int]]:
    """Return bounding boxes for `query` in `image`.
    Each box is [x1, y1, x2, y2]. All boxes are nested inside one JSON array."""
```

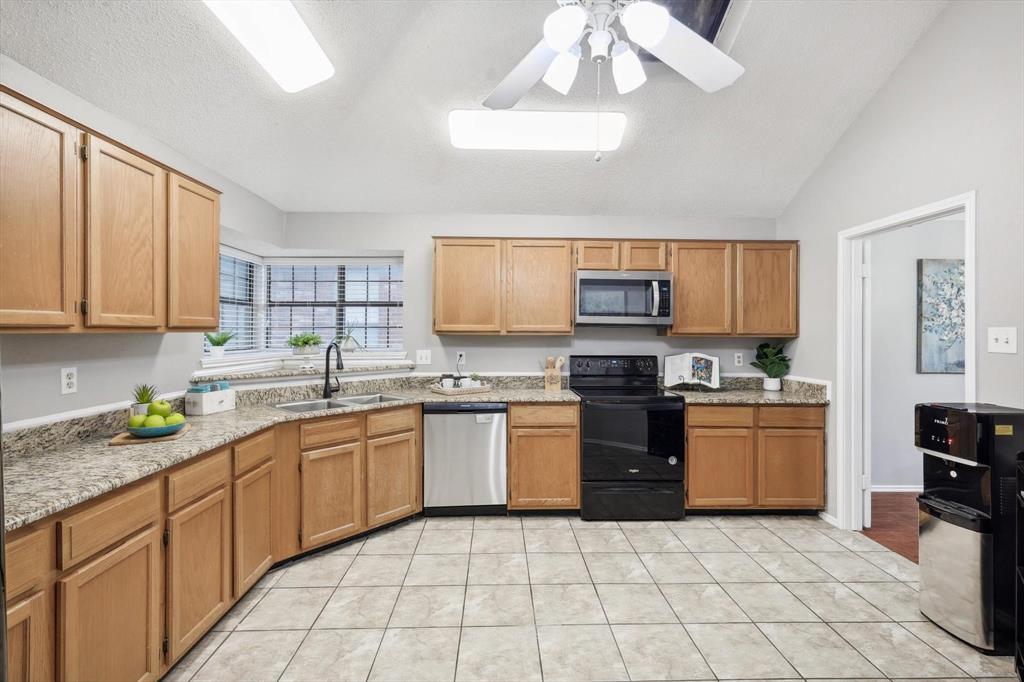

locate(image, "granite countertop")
[[670, 388, 829, 406], [192, 361, 416, 384]]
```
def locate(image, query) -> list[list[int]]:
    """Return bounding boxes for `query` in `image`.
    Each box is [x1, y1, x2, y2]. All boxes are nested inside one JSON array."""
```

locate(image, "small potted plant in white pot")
[[338, 328, 361, 352], [468, 372, 482, 388], [287, 332, 322, 356], [204, 331, 235, 358], [751, 342, 790, 392], [131, 383, 158, 416]]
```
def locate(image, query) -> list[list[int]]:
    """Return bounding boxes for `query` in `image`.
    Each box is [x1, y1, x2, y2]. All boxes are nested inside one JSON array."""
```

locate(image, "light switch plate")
[[61, 367, 78, 395], [416, 350, 432, 365], [987, 327, 1018, 354]]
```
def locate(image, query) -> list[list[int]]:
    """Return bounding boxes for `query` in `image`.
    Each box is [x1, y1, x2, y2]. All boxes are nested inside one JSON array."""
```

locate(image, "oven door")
[[575, 270, 671, 325], [580, 401, 684, 481]]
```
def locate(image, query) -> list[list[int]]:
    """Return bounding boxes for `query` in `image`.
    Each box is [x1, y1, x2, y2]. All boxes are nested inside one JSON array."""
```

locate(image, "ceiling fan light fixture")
[[542, 4, 588, 52], [542, 46, 582, 95], [587, 30, 613, 62], [620, 1, 671, 49], [611, 43, 646, 94]]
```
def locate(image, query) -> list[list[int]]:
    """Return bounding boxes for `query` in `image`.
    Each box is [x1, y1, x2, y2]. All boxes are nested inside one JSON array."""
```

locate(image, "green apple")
[[128, 414, 147, 428], [143, 414, 166, 428], [165, 413, 186, 426], [147, 400, 173, 418]]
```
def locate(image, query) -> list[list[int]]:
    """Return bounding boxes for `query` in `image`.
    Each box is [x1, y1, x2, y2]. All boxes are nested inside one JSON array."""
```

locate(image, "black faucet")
[[323, 341, 345, 399]]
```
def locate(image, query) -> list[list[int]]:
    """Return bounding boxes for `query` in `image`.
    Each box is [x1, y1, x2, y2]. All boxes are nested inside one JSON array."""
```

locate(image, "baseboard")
[[818, 512, 840, 528], [871, 485, 923, 493]]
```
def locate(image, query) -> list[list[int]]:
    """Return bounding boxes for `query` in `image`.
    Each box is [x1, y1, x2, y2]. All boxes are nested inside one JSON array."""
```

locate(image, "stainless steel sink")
[[335, 394, 407, 406], [274, 394, 407, 413], [275, 399, 347, 413]]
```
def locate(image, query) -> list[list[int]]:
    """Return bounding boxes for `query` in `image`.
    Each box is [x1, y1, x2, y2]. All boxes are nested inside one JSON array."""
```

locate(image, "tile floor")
[[167, 514, 1016, 682]]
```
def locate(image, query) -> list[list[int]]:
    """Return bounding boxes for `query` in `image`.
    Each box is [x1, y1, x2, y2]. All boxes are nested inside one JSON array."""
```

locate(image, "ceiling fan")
[[483, 0, 745, 110]]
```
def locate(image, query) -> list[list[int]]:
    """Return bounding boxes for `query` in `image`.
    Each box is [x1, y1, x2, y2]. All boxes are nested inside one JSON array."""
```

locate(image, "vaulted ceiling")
[[0, 0, 945, 217]]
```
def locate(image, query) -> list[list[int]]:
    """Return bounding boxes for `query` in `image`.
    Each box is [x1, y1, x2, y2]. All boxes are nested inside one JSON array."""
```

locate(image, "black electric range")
[[569, 355, 685, 520]]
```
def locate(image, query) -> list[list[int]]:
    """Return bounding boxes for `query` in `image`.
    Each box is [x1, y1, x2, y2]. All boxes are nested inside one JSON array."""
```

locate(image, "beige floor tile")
[[623, 528, 688, 552], [276, 553, 354, 588], [723, 583, 820, 622], [254, 568, 283, 589], [471, 529, 525, 553], [584, 552, 653, 583], [456, 625, 542, 682], [804, 551, 899, 582], [523, 528, 580, 553], [280, 629, 384, 682], [784, 582, 889, 622], [193, 630, 305, 682], [758, 515, 835, 531], [424, 516, 474, 530], [536, 624, 629, 682], [596, 584, 678, 624], [759, 622, 883, 678], [901, 620, 1015, 677], [638, 552, 714, 583], [846, 581, 925, 621], [573, 528, 634, 552], [163, 630, 228, 681], [388, 585, 465, 627], [340, 554, 412, 586], [212, 587, 267, 631], [368, 627, 461, 682], [831, 622, 966, 678], [774, 528, 849, 552], [694, 552, 776, 582], [462, 584, 534, 626], [236, 587, 333, 631], [403, 553, 469, 586], [750, 552, 836, 582], [674, 528, 742, 552], [415, 529, 473, 554], [520, 515, 573, 529], [313, 586, 400, 629], [660, 583, 750, 623], [467, 552, 530, 584], [327, 538, 364, 555], [858, 550, 921, 581], [612, 624, 715, 680], [821, 529, 889, 552], [527, 552, 591, 584], [569, 517, 621, 529], [685, 622, 799, 679], [722, 528, 794, 552], [664, 516, 717, 529], [532, 584, 607, 625], [905, 580, 921, 591], [708, 515, 767, 529], [473, 515, 522, 529], [359, 528, 422, 555]]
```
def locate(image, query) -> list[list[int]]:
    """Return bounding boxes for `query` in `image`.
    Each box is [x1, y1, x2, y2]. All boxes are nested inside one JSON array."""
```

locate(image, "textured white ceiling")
[[0, 0, 944, 217]]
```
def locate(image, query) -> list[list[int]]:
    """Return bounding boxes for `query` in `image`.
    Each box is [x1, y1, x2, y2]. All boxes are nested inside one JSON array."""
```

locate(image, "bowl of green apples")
[[127, 399, 186, 438]]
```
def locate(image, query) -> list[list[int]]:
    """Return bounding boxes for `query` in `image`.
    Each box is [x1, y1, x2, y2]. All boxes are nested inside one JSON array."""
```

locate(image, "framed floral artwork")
[[916, 258, 965, 374]]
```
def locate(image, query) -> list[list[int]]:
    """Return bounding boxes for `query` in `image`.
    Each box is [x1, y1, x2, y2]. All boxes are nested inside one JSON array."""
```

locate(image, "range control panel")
[[569, 355, 658, 377]]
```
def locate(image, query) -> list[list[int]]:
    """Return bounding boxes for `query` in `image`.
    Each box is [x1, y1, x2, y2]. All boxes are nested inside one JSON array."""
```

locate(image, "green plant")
[[338, 327, 362, 348], [287, 332, 323, 348], [469, 373, 480, 381], [750, 342, 790, 379], [131, 383, 159, 404], [204, 331, 235, 347]]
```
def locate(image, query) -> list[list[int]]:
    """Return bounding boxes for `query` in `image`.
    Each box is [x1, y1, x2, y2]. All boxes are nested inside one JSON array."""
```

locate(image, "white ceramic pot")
[[131, 403, 150, 416], [763, 377, 782, 392], [293, 345, 320, 356], [208, 346, 225, 359], [341, 336, 358, 352]]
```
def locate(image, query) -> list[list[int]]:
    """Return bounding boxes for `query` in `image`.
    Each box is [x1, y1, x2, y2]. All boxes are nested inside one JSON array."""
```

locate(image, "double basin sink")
[[275, 394, 407, 414]]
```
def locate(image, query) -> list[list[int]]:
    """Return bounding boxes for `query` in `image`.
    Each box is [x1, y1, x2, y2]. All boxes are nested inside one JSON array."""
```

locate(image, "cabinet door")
[[168, 173, 219, 328], [686, 428, 754, 508], [508, 428, 579, 509], [757, 428, 824, 508], [505, 239, 573, 333], [735, 242, 798, 336], [6, 590, 52, 682], [366, 431, 419, 527], [166, 487, 232, 661], [671, 242, 733, 335], [85, 135, 166, 327], [433, 238, 503, 333], [58, 526, 161, 682], [621, 242, 667, 270], [301, 442, 364, 549], [575, 241, 619, 270], [233, 460, 274, 597], [0, 94, 80, 327]]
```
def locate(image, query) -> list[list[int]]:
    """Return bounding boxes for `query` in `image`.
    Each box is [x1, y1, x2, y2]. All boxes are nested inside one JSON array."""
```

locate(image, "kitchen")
[[0, 1, 1022, 681]]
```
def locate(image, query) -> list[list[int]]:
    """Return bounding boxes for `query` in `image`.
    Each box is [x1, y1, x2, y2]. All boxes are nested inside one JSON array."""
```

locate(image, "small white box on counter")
[[185, 389, 236, 416]]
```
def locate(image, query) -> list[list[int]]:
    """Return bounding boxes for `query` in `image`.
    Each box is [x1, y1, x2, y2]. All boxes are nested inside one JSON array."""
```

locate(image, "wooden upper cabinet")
[[433, 238, 503, 333], [168, 173, 219, 329], [366, 430, 419, 528], [686, 427, 755, 508], [621, 241, 667, 270], [576, 241, 619, 270], [300, 442, 364, 548], [735, 242, 798, 336], [85, 135, 166, 328], [671, 242, 733, 335], [505, 239, 573, 334], [0, 94, 80, 327], [757, 428, 824, 508]]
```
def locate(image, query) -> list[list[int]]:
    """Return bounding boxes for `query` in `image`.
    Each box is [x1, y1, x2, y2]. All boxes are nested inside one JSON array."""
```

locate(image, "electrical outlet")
[[61, 367, 78, 395], [987, 327, 1018, 354], [456, 351, 467, 366], [416, 350, 432, 365], [734, 353, 744, 366]]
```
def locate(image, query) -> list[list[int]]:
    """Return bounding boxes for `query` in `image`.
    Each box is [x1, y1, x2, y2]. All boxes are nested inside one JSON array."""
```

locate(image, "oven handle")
[[582, 401, 684, 411]]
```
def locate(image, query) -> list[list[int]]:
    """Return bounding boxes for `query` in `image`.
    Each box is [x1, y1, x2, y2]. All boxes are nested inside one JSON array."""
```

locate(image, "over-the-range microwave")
[[575, 270, 672, 326]]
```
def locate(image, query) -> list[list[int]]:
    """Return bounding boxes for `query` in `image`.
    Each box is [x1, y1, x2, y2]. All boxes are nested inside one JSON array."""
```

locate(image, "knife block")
[[544, 368, 562, 392]]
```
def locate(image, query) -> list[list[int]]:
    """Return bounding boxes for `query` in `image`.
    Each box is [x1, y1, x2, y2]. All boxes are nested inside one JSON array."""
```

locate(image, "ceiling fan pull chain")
[[595, 61, 602, 162]]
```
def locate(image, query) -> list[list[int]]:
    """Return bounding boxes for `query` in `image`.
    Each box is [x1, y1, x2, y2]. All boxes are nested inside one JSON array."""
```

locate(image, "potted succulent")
[[468, 372, 482, 388], [287, 332, 322, 356], [204, 331, 235, 358], [751, 342, 790, 391], [338, 327, 361, 352], [131, 383, 159, 416]]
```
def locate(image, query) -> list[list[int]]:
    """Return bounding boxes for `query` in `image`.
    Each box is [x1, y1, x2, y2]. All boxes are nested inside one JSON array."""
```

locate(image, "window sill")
[[197, 350, 409, 373]]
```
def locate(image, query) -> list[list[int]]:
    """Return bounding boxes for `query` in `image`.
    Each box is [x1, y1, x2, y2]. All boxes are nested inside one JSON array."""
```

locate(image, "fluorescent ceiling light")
[[449, 110, 626, 152], [204, 0, 335, 93]]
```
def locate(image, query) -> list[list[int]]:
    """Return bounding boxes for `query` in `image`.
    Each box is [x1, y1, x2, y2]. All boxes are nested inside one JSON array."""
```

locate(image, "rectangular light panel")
[[449, 110, 627, 151]]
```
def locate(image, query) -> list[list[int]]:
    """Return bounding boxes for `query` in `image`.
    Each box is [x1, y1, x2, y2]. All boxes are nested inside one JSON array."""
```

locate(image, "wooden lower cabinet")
[[6, 590, 52, 682], [758, 429, 825, 507], [233, 460, 274, 597], [366, 431, 419, 527], [58, 526, 161, 682], [686, 428, 755, 508], [166, 487, 232, 660], [301, 442, 364, 548], [508, 427, 580, 509]]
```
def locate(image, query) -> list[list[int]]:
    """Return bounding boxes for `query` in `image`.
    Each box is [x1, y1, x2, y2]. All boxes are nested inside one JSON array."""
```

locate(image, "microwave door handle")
[[650, 281, 659, 316]]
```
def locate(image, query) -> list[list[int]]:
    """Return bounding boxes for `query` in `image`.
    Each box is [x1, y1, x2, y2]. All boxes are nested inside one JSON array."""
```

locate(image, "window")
[[217, 253, 258, 352]]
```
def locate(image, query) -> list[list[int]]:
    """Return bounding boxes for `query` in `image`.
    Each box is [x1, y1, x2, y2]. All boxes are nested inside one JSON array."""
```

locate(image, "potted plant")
[[751, 342, 790, 391], [338, 328, 361, 352], [131, 383, 158, 416], [287, 332, 322, 356], [468, 372, 482, 388], [204, 331, 235, 358]]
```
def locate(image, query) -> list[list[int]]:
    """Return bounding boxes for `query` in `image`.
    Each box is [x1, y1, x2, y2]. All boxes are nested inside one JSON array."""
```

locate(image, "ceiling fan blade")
[[483, 39, 558, 110], [645, 17, 744, 93]]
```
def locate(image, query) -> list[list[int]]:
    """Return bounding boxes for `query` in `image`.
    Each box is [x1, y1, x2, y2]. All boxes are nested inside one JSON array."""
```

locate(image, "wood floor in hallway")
[[864, 491, 920, 562]]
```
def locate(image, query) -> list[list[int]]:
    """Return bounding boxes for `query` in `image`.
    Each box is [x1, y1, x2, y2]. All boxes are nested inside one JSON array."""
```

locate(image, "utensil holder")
[[544, 368, 561, 392]]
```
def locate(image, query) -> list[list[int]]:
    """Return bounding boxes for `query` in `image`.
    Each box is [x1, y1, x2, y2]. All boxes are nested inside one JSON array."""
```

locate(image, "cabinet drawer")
[[57, 480, 160, 569], [687, 406, 754, 427], [5, 526, 54, 600], [301, 415, 363, 450], [234, 430, 275, 474], [510, 404, 578, 427], [167, 448, 230, 511], [366, 406, 418, 438], [757, 406, 825, 428]]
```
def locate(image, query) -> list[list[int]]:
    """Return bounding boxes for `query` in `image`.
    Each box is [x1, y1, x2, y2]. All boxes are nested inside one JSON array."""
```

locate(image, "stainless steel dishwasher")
[[423, 402, 508, 515]]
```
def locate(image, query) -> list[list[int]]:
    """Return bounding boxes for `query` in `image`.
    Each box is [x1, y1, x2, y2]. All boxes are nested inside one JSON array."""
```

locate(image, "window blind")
[[217, 252, 259, 352]]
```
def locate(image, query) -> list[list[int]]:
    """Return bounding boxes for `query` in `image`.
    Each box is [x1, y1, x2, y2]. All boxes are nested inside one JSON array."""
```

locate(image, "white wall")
[[869, 217, 965, 489], [776, 0, 1024, 515]]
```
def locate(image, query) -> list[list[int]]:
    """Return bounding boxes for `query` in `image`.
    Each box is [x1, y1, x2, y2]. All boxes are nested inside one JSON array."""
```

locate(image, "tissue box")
[[185, 388, 236, 416]]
